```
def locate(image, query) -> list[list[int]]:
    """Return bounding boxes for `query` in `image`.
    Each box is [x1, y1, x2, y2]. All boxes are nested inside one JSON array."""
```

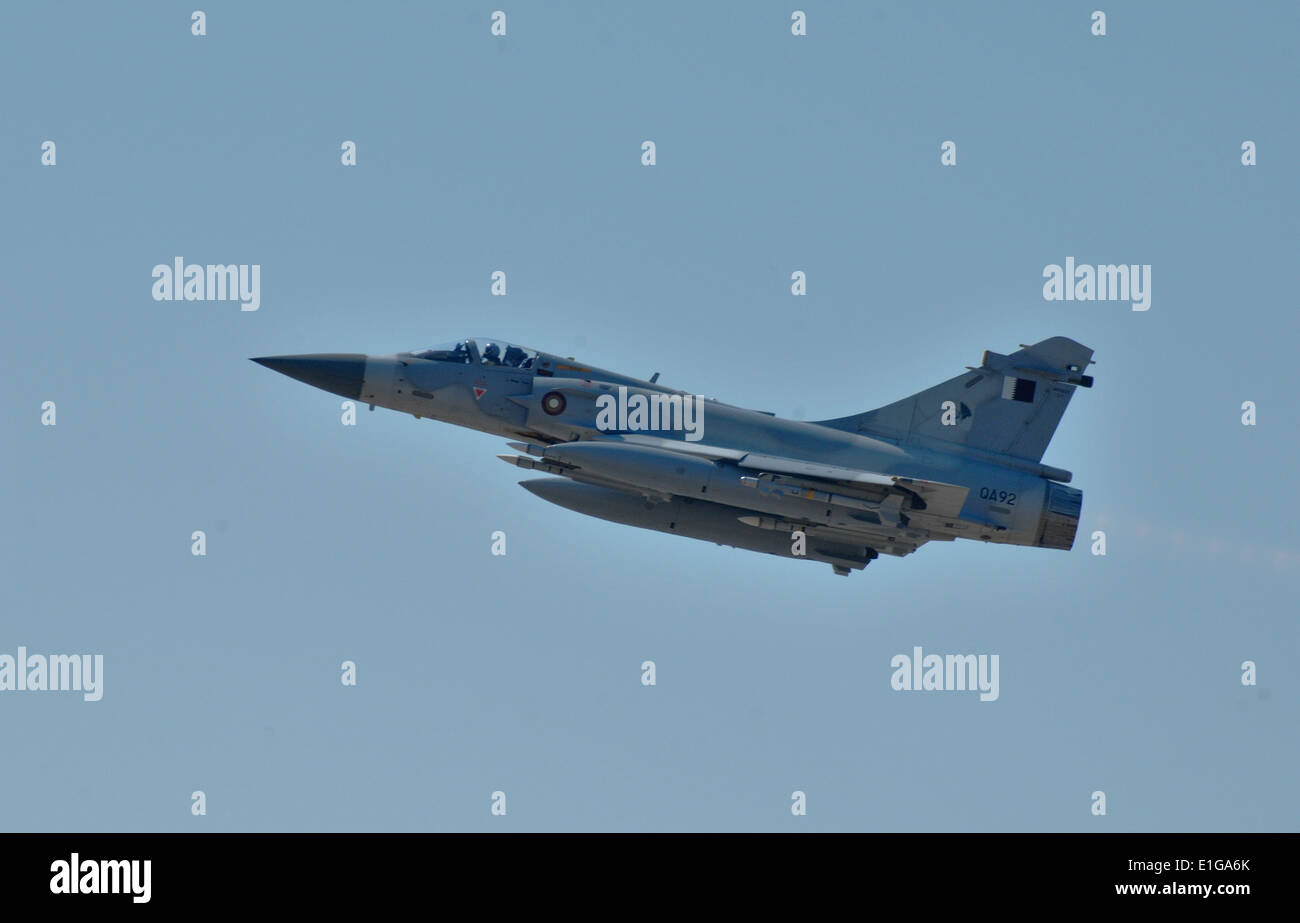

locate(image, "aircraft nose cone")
[[251, 354, 366, 400]]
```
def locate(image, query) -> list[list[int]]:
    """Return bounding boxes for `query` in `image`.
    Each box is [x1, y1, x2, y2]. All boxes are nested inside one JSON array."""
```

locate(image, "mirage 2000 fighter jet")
[[254, 336, 1093, 575]]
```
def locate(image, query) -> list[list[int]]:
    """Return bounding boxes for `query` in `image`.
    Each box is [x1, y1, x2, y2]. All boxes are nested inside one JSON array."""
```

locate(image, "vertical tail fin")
[[814, 337, 1094, 463]]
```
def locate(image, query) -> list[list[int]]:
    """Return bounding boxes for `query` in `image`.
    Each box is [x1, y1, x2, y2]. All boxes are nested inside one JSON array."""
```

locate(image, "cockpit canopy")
[[402, 338, 540, 370], [405, 340, 472, 363]]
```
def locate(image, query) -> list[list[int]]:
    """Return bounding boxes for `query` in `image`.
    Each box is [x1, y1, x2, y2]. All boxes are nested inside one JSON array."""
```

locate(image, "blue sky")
[[1, 1, 1296, 830]]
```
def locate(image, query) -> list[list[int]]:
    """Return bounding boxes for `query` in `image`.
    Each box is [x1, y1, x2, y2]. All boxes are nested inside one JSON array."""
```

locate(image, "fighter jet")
[[253, 336, 1093, 575]]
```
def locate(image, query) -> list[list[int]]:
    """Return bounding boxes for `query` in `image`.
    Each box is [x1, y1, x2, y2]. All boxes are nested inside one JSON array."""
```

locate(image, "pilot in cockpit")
[[482, 342, 501, 365]]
